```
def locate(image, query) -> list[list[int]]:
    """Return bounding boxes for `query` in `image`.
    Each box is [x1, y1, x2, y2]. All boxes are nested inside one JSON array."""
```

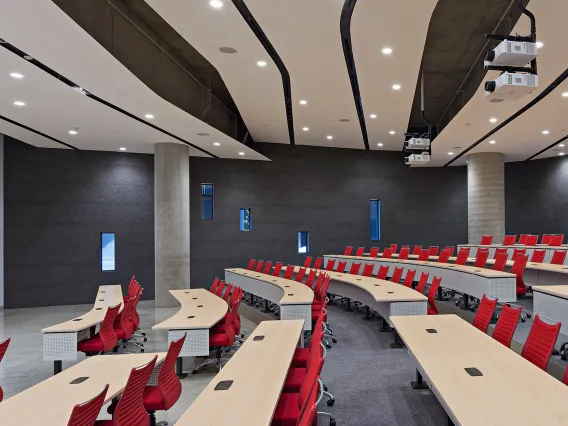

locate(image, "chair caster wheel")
[[561, 354, 566, 361], [329, 419, 336, 426], [521, 317, 526, 323], [141, 349, 145, 353], [144, 338, 148, 342], [323, 384, 328, 392], [327, 399, 335, 406], [332, 338, 337, 343], [527, 313, 532, 318], [326, 343, 331, 349], [241, 333, 245, 338], [192, 370, 198, 375]]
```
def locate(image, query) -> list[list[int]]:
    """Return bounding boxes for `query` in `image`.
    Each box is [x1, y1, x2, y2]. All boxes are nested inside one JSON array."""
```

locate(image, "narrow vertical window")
[[370, 199, 380, 241], [240, 208, 252, 231], [201, 183, 214, 220], [298, 231, 310, 254], [101, 233, 115, 271]]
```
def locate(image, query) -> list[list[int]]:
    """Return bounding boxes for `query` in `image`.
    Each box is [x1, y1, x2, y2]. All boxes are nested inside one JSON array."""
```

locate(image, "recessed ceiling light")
[[213, 142, 221, 146], [448, 152, 454, 156], [369, 114, 377, 119], [209, 0, 223, 8], [389, 130, 395, 135], [69, 128, 78, 135], [536, 41, 543, 48], [10, 72, 23, 79], [560, 144, 565, 148], [238, 152, 245, 156], [326, 135, 333, 140], [119, 147, 127, 151], [381, 47, 392, 55], [257, 60, 267, 67], [377, 143, 383, 147], [145, 114, 154, 119], [542, 130, 550, 135], [302, 127, 309, 131], [489, 117, 498, 123], [563, 92, 568, 98], [489, 140, 496, 144], [560, 152, 565, 156], [392, 84, 401, 91], [299, 100, 307, 105], [13, 101, 25, 106]]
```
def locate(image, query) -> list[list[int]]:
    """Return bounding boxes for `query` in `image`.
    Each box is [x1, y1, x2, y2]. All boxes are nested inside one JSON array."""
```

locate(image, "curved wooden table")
[[225, 268, 313, 331]]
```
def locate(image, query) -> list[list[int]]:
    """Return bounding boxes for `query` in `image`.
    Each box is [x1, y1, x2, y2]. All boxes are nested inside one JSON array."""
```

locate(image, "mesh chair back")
[[66, 385, 109, 426]]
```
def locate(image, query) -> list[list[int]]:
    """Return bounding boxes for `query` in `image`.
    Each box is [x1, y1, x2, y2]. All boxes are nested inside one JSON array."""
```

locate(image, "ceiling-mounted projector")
[[404, 137, 430, 153], [484, 40, 537, 67], [405, 153, 430, 166], [484, 72, 538, 101]]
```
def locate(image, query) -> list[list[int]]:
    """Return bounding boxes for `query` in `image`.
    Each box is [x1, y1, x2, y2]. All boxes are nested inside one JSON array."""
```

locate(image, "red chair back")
[[437, 248, 451, 264], [336, 261, 347, 273], [455, 247, 470, 265], [518, 234, 529, 245], [472, 295, 498, 333], [480, 235, 493, 245], [541, 234, 553, 245], [303, 257, 313, 268], [67, 385, 109, 426], [415, 272, 429, 294], [493, 253, 508, 272], [492, 304, 521, 347], [417, 250, 429, 261], [100, 304, 120, 352], [283, 265, 295, 279], [398, 247, 410, 260], [313, 273, 326, 298], [521, 315, 561, 371], [305, 269, 318, 287], [511, 248, 526, 261], [401, 245, 411, 252], [298, 380, 318, 426], [525, 235, 538, 246], [155, 335, 186, 410], [412, 245, 423, 255], [313, 257, 323, 270], [391, 267, 404, 284], [262, 261, 273, 275], [376, 265, 389, 280], [273, 262, 283, 276], [348, 262, 361, 275], [0, 337, 10, 403], [314, 274, 330, 303], [325, 259, 336, 271], [503, 235, 516, 245], [389, 244, 398, 253], [369, 247, 379, 258], [344, 246, 353, 255], [355, 247, 365, 257], [551, 235, 564, 246], [530, 249, 546, 263], [254, 260, 264, 273], [221, 283, 233, 301], [229, 286, 242, 306], [551, 250, 567, 265], [295, 267, 307, 283], [402, 270, 416, 288], [210, 277, 220, 293], [473, 249, 489, 268], [511, 254, 528, 296], [444, 246, 455, 257], [246, 259, 256, 270], [428, 246, 439, 256], [113, 356, 158, 426], [362, 263, 374, 277], [118, 296, 136, 339], [215, 280, 225, 297], [427, 277, 442, 315], [493, 247, 508, 260]]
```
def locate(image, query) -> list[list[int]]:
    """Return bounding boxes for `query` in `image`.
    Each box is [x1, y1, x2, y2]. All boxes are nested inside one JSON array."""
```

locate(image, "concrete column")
[[467, 152, 505, 244], [155, 143, 190, 307]]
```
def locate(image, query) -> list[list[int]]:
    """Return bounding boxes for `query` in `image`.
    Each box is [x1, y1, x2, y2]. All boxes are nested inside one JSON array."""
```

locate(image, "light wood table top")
[[391, 314, 568, 425], [176, 320, 304, 426], [532, 285, 568, 298], [326, 254, 515, 279], [42, 285, 123, 333], [0, 353, 166, 426], [152, 289, 228, 330], [225, 268, 313, 305]]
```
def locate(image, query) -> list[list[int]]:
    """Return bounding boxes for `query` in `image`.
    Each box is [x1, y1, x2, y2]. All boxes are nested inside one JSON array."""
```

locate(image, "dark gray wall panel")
[[4, 138, 154, 308], [189, 143, 468, 287]]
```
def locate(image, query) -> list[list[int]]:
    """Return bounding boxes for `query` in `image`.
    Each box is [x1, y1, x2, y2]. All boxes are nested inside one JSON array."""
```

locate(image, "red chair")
[[428, 246, 439, 256], [473, 249, 489, 268], [480, 235, 493, 245], [262, 261, 273, 275], [390, 267, 404, 284], [0, 338, 11, 402], [492, 304, 521, 347], [312, 274, 328, 308], [551, 235, 564, 246], [444, 246, 455, 257], [303, 257, 313, 268], [113, 296, 136, 346], [415, 272, 429, 294], [417, 250, 429, 261], [493, 247, 509, 260], [562, 366, 568, 386], [96, 356, 158, 426], [305, 269, 318, 288], [398, 247, 410, 260], [348, 262, 361, 275], [541, 234, 553, 245], [521, 315, 561, 370], [472, 295, 497, 333], [369, 247, 379, 258], [246, 259, 256, 270], [292, 315, 323, 368], [376, 265, 389, 280], [427, 277, 442, 315], [530, 249, 546, 263], [511, 254, 529, 296], [209, 277, 220, 294], [437, 248, 451, 264], [221, 283, 233, 301], [283, 265, 295, 279], [525, 235, 538, 246], [282, 341, 323, 392], [389, 244, 398, 253], [143, 336, 185, 425], [401, 245, 411, 252], [503, 235, 516, 245], [344, 246, 353, 255], [67, 385, 109, 426], [336, 261, 347, 273], [273, 262, 284, 276], [313, 257, 323, 269], [455, 247, 470, 265], [295, 267, 307, 283], [324, 259, 336, 271], [412, 245, 423, 255], [402, 270, 416, 288], [214, 280, 226, 297], [78, 304, 120, 355], [297, 382, 318, 426], [518, 234, 529, 245], [355, 247, 365, 257], [382, 248, 393, 259], [254, 260, 265, 273], [362, 263, 374, 277], [195, 304, 238, 373], [493, 253, 508, 272], [511, 248, 526, 261], [551, 250, 567, 265]]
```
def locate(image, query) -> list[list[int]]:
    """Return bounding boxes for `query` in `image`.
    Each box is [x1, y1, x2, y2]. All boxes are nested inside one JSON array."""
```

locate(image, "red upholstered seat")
[[562, 366, 568, 386], [493, 253, 508, 272], [272, 392, 301, 426], [417, 250, 429, 261], [348, 262, 361, 275], [503, 235, 516, 245], [303, 257, 313, 268], [480, 235, 493, 245], [530, 249, 546, 263], [324, 259, 336, 271], [412, 245, 422, 255], [355, 247, 365, 256], [262, 261, 273, 275], [437, 248, 451, 264], [67, 385, 109, 426], [492, 304, 521, 348], [292, 348, 310, 368], [455, 247, 470, 265], [402, 269, 416, 288], [255, 260, 265, 273], [382, 248, 393, 259], [472, 295, 498, 333], [0, 338, 11, 402], [390, 267, 404, 284], [336, 261, 347, 273], [473, 249, 489, 268], [369, 247, 379, 258], [521, 315, 561, 371], [343, 246, 353, 255], [361, 263, 374, 277], [511, 254, 529, 296], [273, 262, 284, 276], [398, 247, 410, 260], [551, 250, 567, 265], [142, 386, 164, 411], [312, 257, 323, 270], [376, 265, 389, 280], [427, 277, 442, 315], [78, 304, 120, 354], [283, 367, 306, 393], [78, 336, 106, 353], [415, 272, 429, 294], [283, 265, 295, 279]]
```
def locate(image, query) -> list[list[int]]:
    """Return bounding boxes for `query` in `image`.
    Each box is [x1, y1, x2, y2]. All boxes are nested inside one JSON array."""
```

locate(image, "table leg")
[[54, 360, 62, 375], [379, 317, 391, 332], [411, 369, 429, 389], [176, 357, 187, 379], [262, 299, 271, 313], [436, 286, 447, 301], [460, 293, 470, 310], [343, 298, 353, 312], [389, 330, 405, 349], [362, 306, 372, 320]]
